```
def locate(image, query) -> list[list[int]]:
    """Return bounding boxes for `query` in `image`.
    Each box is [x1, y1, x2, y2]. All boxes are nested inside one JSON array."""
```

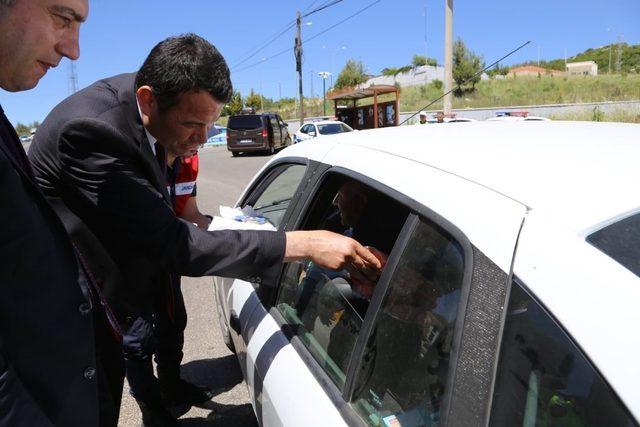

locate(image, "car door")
[[213, 160, 312, 376], [245, 146, 529, 425], [296, 124, 311, 143], [269, 116, 282, 148]]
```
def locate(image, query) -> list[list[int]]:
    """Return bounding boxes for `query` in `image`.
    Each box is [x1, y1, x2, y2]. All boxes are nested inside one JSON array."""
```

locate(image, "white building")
[[566, 61, 598, 76]]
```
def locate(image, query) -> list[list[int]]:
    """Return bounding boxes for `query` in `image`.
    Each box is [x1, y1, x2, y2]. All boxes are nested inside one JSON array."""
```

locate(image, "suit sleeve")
[[56, 118, 285, 280], [0, 342, 52, 426]]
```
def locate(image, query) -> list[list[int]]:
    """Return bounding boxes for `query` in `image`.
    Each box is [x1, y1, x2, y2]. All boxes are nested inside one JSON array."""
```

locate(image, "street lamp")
[[318, 71, 331, 116], [322, 45, 346, 86]]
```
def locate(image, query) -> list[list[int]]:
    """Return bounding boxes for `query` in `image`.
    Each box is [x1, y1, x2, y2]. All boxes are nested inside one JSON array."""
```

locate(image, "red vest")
[[167, 154, 199, 217]]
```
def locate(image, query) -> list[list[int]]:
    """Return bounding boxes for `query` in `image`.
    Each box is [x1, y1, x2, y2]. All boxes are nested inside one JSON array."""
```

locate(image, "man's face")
[[436, 112, 445, 123], [419, 115, 427, 124], [150, 89, 223, 158], [0, 0, 88, 92], [333, 182, 366, 227]]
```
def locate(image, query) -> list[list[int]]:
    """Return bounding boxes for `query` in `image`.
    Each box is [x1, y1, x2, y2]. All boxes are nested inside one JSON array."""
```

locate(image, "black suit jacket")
[[0, 106, 99, 425], [28, 73, 286, 320]]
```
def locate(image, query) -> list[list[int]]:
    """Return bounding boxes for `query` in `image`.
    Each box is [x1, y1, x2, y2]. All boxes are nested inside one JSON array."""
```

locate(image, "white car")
[[294, 120, 354, 143], [213, 121, 640, 427], [487, 111, 550, 122]]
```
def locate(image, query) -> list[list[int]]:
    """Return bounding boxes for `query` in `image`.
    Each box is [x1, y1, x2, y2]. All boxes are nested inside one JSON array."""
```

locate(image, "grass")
[[400, 74, 640, 112], [220, 74, 640, 124], [549, 107, 640, 123]]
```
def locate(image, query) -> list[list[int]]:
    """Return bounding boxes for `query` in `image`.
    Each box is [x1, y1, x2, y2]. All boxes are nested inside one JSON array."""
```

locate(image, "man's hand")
[[284, 230, 382, 278]]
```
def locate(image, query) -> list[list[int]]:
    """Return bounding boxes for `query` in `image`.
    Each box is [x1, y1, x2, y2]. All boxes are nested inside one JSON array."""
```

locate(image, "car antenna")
[[400, 40, 531, 125]]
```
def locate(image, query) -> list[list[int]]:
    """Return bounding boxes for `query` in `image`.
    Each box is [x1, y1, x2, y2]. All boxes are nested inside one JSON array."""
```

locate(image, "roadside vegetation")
[[212, 42, 640, 124], [401, 74, 640, 111]]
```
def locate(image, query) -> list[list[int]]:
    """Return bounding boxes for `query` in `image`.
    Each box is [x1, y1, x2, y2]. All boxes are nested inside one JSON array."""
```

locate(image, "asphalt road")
[[118, 145, 274, 427]]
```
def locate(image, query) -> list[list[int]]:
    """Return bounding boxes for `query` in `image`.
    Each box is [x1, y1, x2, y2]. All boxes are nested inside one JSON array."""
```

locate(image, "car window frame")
[[268, 164, 476, 426]]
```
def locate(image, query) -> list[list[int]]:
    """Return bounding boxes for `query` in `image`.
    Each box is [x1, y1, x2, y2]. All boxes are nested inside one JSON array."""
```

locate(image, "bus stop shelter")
[[327, 84, 400, 130]]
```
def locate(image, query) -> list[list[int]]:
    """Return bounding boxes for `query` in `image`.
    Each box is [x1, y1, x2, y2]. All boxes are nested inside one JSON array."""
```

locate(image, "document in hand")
[[208, 205, 277, 231]]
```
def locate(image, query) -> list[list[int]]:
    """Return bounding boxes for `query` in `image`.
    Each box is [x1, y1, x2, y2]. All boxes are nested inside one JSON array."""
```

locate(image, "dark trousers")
[[124, 276, 187, 403], [94, 308, 126, 427]]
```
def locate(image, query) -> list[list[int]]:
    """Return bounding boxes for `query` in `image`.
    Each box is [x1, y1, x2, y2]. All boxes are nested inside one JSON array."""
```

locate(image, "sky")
[[2, 0, 639, 126]]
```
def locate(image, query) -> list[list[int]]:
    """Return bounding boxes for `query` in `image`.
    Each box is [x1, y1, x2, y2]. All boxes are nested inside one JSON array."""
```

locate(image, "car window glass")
[[246, 164, 307, 229], [490, 280, 636, 427], [351, 219, 465, 427], [227, 115, 262, 130], [587, 212, 640, 278], [276, 175, 410, 390], [270, 117, 279, 133], [300, 125, 309, 134], [318, 123, 346, 135], [308, 126, 317, 136]]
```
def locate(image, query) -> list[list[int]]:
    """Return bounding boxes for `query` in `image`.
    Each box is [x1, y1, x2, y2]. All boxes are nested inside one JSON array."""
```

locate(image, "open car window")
[[275, 172, 467, 426], [245, 164, 307, 229]]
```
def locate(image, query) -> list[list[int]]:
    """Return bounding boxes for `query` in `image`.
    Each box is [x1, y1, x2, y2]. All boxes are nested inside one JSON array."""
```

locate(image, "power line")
[[401, 40, 531, 125], [233, 0, 382, 74], [303, 0, 343, 18], [230, 21, 296, 69], [231, 0, 328, 69], [305, 0, 380, 45]]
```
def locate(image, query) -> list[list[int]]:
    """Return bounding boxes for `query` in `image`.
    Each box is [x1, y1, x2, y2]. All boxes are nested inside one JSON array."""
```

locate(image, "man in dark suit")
[[28, 33, 381, 425], [0, 1, 127, 426]]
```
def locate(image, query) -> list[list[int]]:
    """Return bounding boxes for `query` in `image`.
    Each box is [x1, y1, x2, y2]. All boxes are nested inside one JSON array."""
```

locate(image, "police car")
[[213, 121, 640, 426]]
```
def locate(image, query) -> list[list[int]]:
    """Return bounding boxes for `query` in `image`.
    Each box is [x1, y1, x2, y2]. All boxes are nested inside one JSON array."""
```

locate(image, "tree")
[[14, 120, 39, 136], [334, 59, 368, 90], [412, 54, 427, 67], [244, 89, 262, 111], [452, 39, 484, 96], [412, 54, 438, 67], [487, 63, 510, 78], [222, 91, 243, 116]]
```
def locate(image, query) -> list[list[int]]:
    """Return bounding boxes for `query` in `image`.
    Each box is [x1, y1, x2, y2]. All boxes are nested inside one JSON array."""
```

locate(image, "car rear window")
[[317, 123, 348, 135], [227, 115, 263, 130], [587, 212, 640, 278]]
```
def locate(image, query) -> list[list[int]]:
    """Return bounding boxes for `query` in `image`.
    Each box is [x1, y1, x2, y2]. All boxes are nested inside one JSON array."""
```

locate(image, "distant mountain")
[[513, 43, 640, 74]]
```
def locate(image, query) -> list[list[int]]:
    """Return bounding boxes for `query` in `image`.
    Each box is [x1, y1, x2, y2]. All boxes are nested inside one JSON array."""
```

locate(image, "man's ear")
[[136, 85, 156, 117]]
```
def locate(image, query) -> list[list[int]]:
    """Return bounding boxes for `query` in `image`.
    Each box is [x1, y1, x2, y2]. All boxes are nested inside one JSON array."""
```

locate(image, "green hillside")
[[515, 43, 640, 74]]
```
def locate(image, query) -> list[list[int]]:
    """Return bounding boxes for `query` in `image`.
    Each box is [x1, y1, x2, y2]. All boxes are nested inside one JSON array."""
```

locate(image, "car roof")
[[286, 121, 640, 235]]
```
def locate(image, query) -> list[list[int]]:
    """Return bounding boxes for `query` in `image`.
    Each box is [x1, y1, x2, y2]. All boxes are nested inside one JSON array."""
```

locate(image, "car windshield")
[[227, 115, 262, 130], [587, 212, 640, 278], [317, 123, 351, 135]]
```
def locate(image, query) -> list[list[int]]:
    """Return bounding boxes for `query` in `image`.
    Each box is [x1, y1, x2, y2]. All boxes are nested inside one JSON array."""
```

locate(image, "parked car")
[[213, 121, 640, 426], [205, 124, 227, 146], [487, 111, 550, 122], [226, 112, 292, 156], [294, 120, 354, 143]]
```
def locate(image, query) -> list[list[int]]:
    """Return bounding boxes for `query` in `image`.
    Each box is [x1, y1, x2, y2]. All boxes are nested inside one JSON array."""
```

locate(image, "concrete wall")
[[365, 65, 445, 88]]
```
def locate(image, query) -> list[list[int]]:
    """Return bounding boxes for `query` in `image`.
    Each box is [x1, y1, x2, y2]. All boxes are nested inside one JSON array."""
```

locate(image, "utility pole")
[[310, 69, 314, 98], [318, 71, 331, 116], [423, 3, 428, 59], [615, 35, 623, 74], [295, 11, 304, 126], [68, 60, 78, 95], [443, 0, 453, 114]]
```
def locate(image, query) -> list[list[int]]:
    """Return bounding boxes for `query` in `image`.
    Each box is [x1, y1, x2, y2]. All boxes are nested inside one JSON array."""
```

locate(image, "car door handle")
[[229, 311, 241, 334]]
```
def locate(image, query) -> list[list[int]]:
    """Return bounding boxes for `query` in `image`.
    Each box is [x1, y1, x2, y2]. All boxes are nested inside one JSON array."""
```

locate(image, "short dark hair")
[[135, 33, 232, 112]]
